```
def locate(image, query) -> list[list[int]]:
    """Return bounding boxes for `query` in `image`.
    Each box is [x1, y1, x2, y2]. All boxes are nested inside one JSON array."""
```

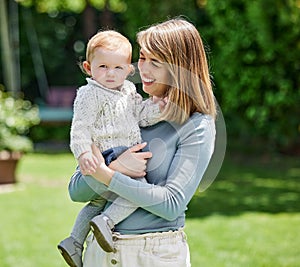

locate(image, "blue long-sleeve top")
[[68, 113, 216, 234]]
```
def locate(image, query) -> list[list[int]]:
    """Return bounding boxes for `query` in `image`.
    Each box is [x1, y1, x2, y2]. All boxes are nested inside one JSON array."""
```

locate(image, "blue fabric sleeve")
[[68, 167, 99, 202], [69, 146, 127, 202], [68, 164, 115, 202]]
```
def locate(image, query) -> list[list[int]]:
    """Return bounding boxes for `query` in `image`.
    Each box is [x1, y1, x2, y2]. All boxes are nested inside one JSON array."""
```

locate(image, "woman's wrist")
[[108, 158, 121, 172], [92, 162, 115, 186]]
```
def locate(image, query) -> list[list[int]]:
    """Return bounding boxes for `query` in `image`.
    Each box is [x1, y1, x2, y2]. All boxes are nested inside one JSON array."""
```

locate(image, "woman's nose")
[[139, 61, 149, 73]]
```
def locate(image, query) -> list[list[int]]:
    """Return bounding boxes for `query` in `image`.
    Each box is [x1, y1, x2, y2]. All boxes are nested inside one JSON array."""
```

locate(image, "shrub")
[[0, 88, 40, 152], [204, 0, 300, 150]]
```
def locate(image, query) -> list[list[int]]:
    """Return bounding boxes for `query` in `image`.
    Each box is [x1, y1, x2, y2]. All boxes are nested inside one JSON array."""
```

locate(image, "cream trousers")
[[83, 229, 191, 267]]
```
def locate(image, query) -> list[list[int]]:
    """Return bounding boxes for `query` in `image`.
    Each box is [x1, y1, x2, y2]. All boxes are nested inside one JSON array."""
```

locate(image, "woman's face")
[[138, 49, 170, 97]]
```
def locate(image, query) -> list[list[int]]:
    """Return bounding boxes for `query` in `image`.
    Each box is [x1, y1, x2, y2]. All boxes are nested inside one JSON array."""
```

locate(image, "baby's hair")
[[86, 30, 132, 63]]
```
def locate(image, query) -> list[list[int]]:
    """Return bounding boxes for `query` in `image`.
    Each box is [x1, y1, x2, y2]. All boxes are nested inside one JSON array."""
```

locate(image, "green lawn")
[[0, 152, 299, 267]]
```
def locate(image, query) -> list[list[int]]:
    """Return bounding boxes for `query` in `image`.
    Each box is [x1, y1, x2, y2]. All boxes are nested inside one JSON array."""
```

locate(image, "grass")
[[0, 151, 299, 267]]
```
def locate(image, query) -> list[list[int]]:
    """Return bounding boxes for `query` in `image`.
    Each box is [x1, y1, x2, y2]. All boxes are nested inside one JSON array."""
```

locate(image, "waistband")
[[110, 229, 187, 246]]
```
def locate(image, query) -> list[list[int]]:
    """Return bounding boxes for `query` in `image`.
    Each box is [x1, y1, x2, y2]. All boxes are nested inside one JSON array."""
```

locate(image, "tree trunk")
[[82, 2, 97, 40], [0, 0, 17, 95], [99, 1, 114, 29]]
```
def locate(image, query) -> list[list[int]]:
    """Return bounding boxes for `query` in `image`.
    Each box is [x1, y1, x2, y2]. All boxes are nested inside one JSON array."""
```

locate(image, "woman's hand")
[[109, 142, 152, 178]]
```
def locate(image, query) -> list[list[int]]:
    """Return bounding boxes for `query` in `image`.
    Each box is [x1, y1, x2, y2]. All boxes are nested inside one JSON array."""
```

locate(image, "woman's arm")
[[92, 115, 216, 221], [68, 167, 100, 202], [68, 143, 151, 202]]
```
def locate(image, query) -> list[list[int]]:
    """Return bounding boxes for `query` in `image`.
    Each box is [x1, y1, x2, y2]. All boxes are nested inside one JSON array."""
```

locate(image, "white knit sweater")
[[70, 78, 161, 159]]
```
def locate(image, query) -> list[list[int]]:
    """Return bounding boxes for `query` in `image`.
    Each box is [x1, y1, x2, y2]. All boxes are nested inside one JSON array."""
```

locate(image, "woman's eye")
[[151, 61, 161, 68], [138, 56, 161, 68]]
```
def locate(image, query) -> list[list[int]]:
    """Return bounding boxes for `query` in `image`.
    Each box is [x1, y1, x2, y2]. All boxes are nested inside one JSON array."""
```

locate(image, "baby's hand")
[[153, 96, 168, 111], [78, 151, 99, 175]]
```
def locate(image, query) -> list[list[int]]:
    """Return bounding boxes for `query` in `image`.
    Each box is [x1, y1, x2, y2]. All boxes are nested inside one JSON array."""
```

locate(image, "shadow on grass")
[[187, 151, 300, 217]]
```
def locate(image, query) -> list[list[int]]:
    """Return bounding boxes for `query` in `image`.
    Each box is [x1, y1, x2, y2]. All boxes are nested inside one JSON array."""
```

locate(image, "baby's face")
[[89, 48, 131, 90]]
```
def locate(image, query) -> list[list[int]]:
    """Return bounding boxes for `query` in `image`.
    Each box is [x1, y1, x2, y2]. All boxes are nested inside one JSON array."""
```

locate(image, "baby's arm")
[[137, 96, 162, 127], [70, 86, 100, 159], [69, 143, 151, 203], [127, 82, 161, 127], [152, 96, 168, 111]]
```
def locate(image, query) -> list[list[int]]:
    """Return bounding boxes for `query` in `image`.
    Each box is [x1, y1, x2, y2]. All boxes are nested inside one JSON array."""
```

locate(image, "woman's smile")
[[140, 75, 155, 86]]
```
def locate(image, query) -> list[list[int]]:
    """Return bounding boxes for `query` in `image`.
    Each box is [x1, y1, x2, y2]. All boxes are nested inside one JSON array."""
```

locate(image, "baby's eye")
[[115, 66, 124, 70], [99, 65, 107, 68]]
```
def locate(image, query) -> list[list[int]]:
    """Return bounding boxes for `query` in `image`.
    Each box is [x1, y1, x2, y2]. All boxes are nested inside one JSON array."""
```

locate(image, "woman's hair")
[[85, 30, 132, 63], [137, 18, 216, 124]]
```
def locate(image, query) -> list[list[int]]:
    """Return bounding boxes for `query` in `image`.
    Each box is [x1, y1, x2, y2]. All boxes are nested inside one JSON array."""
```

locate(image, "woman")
[[68, 17, 217, 267]]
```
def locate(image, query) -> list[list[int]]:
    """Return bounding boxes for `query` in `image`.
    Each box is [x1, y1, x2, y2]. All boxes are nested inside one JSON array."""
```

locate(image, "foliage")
[[0, 88, 40, 152], [19, 7, 83, 97], [2, 0, 299, 153], [19, 0, 126, 13], [204, 0, 300, 149], [121, 0, 199, 54]]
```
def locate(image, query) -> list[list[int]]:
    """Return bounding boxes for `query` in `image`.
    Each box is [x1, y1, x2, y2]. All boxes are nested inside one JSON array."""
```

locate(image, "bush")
[[204, 0, 300, 150], [0, 88, 40, 152]]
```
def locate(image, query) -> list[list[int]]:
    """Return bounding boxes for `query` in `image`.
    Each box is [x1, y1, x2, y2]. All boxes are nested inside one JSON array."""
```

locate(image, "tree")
[[204, 0, 300, 151], [0, 0, 20, 95], [3, 0, 299, 153]]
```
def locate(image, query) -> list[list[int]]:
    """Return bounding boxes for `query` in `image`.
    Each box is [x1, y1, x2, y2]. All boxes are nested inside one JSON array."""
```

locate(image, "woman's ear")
[[82, 61, 92, 75]]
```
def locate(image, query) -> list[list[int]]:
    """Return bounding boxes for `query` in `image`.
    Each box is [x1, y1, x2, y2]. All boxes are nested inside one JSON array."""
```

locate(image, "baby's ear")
[[128, 64, 135, 76], [82, 61, 92, 75]]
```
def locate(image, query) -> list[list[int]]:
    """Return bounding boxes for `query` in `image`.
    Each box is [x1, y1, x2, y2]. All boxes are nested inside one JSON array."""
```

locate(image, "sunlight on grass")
[[186, 213, 300, 267], [0, 153, 80, 267]]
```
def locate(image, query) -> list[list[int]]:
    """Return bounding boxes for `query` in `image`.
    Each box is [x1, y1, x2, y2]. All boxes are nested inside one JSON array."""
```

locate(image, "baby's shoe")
[[57, 236, 83, 267], [90, 214, 115, 252]]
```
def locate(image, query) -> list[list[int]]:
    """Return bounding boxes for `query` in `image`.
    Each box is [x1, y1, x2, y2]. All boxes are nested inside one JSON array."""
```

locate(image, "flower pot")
[[0, 151, 22, 184]]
